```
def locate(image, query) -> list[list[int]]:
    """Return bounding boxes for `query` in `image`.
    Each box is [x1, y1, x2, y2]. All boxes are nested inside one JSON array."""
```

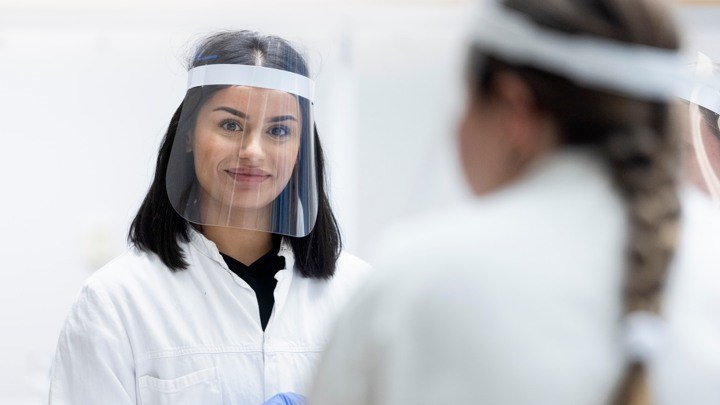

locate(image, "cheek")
[[458, 113, 472, 163], [458, 109, 484, 176], [193, 133, 228, 172], [269, 139, 301, 178], [194, 139, 212, 168], [457, 105, 511, 194]]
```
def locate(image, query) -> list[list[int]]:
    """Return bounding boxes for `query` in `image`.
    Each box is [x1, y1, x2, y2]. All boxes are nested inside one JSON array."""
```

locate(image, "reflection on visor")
[[684, 53, 720, 204], [688, 104, 720, 203]]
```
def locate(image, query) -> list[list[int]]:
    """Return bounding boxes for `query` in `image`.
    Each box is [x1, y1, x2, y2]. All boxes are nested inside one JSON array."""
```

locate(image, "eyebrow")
[[213, 107, 247, 119], [213, 107, 297, 123], [266, 115, 297, 123]]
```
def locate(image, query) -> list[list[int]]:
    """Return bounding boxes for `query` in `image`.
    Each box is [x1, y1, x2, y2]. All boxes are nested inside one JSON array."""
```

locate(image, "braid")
[[603, 106, 681, 405]]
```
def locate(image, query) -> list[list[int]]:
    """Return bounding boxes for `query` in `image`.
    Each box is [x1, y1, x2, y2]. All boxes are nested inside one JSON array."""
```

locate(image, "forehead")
[[206, 86, 300, 113]]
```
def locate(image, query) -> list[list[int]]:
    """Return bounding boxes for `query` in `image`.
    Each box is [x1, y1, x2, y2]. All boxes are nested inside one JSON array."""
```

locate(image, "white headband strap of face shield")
[[187, 64, 316, 103], [678, 53, 720, 115], [471, 1, 688, 101]]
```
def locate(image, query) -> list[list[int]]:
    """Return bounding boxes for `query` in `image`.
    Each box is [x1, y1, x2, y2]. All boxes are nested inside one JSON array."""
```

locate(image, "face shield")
[[166, 64, 318, 237], [680, 53, 720, 202]]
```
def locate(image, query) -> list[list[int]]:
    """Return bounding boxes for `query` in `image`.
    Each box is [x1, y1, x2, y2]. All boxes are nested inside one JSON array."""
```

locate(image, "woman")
[[49, 31, 370, 405], [309, 1, 720, 404]]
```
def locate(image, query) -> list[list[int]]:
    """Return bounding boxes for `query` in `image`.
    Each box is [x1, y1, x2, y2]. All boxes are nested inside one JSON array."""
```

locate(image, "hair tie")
[[622, 311, 667, 364]]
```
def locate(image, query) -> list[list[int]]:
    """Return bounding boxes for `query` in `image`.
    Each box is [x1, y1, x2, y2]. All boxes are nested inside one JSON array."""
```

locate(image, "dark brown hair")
[[468, 1, 681, 404]]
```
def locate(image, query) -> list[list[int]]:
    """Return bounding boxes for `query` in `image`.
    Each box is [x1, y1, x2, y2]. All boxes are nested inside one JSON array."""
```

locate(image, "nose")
[[237, 130, 265, 163]]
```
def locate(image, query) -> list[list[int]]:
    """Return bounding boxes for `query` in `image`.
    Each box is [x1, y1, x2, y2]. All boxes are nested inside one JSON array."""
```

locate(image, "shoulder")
[[58, 249, 162, 337], [372, 153, 625, 277], [78, 244, 206, 313], [335, 250, 372, 278], [320, 250, 372, 293], [671, 187, 720, 296], [675, 187, 720, 275], [290, 250, 373, 305], [679, 187, 720, 241], [84, 247, 169, 294], [363, 179, 628, 316], [642, 188, 720, 402]]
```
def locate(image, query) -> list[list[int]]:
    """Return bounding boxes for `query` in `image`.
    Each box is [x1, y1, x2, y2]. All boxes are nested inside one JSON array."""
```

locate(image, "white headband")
[[471, 0, 689, 101], [678, 53, 720, 115], [187, 64, 316, 103]]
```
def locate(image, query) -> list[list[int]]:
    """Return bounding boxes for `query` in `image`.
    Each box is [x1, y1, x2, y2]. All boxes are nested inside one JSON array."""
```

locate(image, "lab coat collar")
[[187, 227, 296, 322], [272, 240, 295, 329], [187, 227, 295, 277], [187, 227, 226, 265]]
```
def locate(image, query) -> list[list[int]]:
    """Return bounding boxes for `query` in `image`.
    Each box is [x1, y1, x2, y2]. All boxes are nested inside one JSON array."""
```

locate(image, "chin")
[[227, 196, 275, 210]]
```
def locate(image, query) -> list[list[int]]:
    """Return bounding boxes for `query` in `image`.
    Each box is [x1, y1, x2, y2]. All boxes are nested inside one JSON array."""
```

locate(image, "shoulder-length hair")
[[129, 31, 341, 279]]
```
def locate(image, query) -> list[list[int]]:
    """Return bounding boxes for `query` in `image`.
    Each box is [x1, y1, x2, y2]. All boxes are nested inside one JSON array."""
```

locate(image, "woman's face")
[[192, 86, 302, 217]]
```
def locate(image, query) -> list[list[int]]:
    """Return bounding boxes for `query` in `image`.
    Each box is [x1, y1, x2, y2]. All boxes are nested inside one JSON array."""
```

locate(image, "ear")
[[491, 72, 552, 158], [185, 130, 193, 153]]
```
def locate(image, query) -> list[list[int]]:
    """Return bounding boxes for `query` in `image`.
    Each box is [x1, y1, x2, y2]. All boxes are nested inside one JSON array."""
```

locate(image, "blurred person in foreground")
[[49, 31, 370, 405], [309, 1, 720, 404]]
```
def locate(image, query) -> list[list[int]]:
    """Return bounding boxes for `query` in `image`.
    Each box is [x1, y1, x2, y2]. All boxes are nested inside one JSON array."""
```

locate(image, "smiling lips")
[[225, 167, 271, 184]]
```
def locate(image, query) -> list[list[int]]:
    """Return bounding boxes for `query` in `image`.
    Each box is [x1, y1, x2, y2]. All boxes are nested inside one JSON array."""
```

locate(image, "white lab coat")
[[309, 149, 720, 405], [49, 229, 371, 405]]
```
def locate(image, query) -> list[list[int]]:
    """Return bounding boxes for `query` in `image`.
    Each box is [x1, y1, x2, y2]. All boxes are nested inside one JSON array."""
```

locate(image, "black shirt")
[[220, 238, 286, 331]]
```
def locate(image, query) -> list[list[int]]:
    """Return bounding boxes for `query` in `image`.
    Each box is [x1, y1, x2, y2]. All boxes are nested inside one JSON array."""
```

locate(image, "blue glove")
[[261, 392, 306, 405]]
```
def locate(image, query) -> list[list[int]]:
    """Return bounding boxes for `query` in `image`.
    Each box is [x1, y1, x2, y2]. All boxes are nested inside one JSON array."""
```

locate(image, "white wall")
[[0, 2, 719, 403]]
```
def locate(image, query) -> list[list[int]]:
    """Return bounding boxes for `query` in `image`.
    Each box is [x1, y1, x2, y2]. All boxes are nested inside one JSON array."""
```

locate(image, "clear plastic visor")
[[166, 66, 318, 237]]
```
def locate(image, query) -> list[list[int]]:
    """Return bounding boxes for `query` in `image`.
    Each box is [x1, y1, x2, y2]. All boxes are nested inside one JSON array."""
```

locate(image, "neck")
[[202, 225, 275, 265]]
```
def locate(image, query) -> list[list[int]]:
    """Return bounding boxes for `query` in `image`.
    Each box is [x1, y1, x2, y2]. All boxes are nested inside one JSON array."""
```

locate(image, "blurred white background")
[[0, 0, 718, 403]]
